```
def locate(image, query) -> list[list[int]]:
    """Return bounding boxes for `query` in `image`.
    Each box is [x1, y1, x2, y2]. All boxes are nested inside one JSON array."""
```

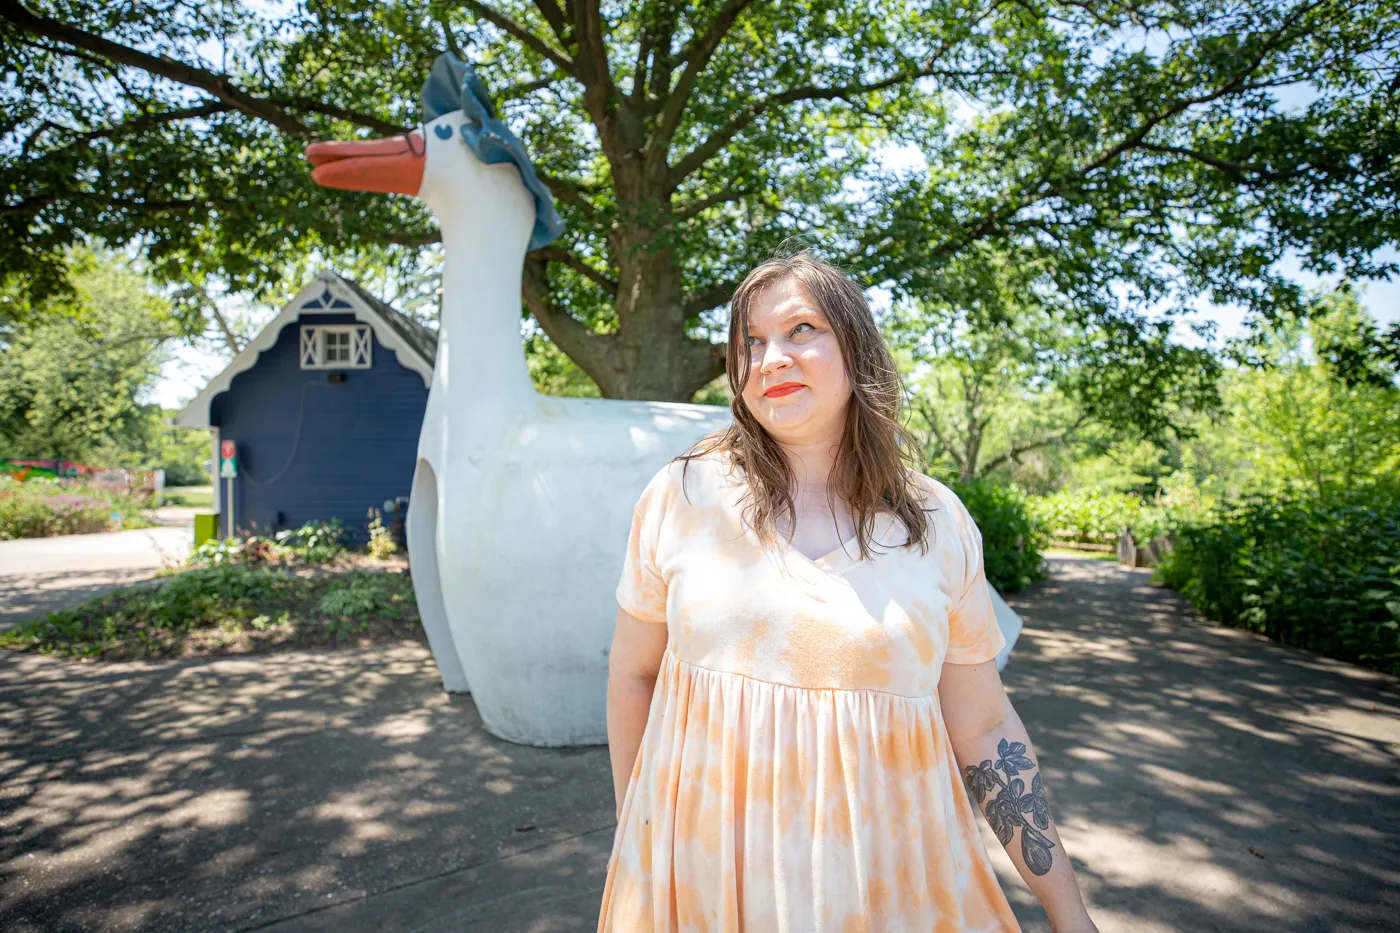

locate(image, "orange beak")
[[305, 133, 426, 196]]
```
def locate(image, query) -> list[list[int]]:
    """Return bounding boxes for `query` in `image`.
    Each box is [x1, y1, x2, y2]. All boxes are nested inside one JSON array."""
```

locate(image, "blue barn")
[[177, 270, 436, 541]]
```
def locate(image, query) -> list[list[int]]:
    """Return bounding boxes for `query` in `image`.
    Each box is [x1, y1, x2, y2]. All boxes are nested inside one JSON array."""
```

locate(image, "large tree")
[[888, 281, 1221, 482], [3, 0, 1397, 400]]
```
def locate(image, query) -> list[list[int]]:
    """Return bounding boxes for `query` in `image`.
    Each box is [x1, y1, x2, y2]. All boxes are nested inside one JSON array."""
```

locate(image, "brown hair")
[[678, 252, 931, 559]]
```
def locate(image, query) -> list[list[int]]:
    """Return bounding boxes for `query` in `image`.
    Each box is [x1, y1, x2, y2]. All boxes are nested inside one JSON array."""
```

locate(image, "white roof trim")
[[176, 271, 434, 429]]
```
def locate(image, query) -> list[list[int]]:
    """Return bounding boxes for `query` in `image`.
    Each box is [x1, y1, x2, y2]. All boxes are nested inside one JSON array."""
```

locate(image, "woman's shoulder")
[[636, 447, 734, 508], [903, 468, 954, 508], [903, 469, 977, 536]]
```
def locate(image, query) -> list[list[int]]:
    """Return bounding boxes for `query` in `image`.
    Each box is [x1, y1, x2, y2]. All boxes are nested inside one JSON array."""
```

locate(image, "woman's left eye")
[[792, 322, 815, 336]]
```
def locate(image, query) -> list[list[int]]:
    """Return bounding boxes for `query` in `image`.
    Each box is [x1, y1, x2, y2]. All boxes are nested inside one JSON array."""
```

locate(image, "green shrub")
[[318, 584, 389, 618], [1154, 490, 1400, 674], [188, 519, 347, 568], [275, 519, 345, 562], [0, 476, 152, 539], [951, 480, 1049, 592], [189, 534, 292, 566], [1028, 487, 1145, 543]]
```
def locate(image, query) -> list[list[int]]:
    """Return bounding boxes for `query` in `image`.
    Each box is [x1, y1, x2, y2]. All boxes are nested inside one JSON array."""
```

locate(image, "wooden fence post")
[[1117, 526, 1138, 567]]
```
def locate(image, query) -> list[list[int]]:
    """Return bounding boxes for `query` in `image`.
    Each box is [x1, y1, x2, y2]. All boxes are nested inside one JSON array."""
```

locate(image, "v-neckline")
[[779, 513, 889, 578], [719, 454, 881, 577], [789, 529, 862, 574]]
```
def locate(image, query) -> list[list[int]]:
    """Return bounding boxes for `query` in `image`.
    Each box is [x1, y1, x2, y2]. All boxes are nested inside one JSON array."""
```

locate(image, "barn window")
[[300, 325, 372, 370]]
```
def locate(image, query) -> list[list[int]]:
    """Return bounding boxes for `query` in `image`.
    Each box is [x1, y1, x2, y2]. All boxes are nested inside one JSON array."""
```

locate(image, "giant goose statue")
[[306, 54, 1021, 747]]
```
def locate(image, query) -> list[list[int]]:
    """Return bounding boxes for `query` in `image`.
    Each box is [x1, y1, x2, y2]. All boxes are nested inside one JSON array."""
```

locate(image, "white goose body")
[[311, 55, 1018, 746]]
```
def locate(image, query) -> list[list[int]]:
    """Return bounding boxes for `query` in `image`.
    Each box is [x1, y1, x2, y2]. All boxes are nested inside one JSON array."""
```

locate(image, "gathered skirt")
[[597, 648, 1021, 932]]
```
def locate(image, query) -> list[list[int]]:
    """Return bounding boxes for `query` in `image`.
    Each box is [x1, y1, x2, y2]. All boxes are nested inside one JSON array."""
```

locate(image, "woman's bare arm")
[[940, 658, 1099, 933], [606, 607, 669, 819]]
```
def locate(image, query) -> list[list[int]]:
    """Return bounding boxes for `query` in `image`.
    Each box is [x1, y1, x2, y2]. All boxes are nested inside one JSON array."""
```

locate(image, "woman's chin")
[[755, 405, 820, 438]]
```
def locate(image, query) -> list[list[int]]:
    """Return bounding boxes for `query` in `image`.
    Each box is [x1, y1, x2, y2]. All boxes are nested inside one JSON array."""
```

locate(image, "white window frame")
[[300, 325, 372, 370]]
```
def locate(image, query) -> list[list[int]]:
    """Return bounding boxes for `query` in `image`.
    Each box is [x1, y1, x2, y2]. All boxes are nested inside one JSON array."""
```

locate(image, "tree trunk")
[[600, 232, 722, 400]]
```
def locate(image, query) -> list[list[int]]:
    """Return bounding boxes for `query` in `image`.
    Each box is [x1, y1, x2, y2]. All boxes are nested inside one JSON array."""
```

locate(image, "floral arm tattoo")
[[963, 738, 1057, 875]]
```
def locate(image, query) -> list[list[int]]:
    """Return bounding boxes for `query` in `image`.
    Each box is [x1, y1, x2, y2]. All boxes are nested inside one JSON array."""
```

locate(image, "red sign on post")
[[221, 440, 236, 459]]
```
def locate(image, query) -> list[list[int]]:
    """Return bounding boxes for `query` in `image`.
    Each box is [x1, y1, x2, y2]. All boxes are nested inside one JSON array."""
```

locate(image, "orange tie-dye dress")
[[597, 451, 1021, 933]]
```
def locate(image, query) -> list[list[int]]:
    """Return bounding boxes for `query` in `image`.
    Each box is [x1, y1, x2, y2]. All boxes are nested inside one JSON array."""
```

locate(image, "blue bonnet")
[[421, 53, 565, 251]]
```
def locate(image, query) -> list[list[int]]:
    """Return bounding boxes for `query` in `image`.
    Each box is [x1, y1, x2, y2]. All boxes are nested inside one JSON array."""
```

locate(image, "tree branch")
[[6, 31, 120, 79], [531, 0, 571, 44], [207, 305, 244, 356], [274, 98, 405, 135], [2, 193, 222, 215], [1137, 142, 1333, 183], [649, 0, 758, 153], [20, 102, 232, 158], [0, 0, 313, 137], [669, 65, 997, 186], [529, 246, 618, 294], [570, 0, 625, 153], [978, 412, 1092, 475], [382, 230, 442, 247], [921, 5, 1321, 260], [682, 279, 739, 318], [913, 396, 964, 472], [437, 14, 464, 58], [522, 256, 615, 382], [672, 185, 748, 223], [536, 170, 604, 224], [629, 23, 657, 109], [462, 1, 575, 73], [498, 68, 565, 101]]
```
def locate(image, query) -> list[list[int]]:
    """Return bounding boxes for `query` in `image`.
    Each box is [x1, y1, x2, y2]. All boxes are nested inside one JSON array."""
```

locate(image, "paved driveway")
[[0, 526, 193, 630], [1, 557, 1397, 932]]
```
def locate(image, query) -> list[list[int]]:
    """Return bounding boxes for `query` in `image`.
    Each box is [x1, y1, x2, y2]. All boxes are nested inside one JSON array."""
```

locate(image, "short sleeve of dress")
[[942, 488, 1007, 666], [615, 465, 672, 624]]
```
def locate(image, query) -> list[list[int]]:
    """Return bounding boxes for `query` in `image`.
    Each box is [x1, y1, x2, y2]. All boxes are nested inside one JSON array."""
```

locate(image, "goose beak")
[[306, 132, 425, 195]]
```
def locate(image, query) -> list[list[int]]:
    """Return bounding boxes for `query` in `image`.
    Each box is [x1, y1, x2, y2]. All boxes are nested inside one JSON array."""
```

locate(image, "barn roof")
[[334, 275, 438, 367], [175, 271, 438, 429]]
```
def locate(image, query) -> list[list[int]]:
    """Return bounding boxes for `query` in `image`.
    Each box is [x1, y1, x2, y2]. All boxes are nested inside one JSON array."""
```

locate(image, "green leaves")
[[0, 563, 419, 658], [3, 0, 1397, 400], [0, 249, 181, 462], [1156, 489, 1400, 674], [950, 480, 1048, 592]]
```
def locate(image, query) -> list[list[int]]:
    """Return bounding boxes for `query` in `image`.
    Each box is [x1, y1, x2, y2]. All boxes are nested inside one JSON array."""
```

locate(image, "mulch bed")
[[0, 554, 426, 661]]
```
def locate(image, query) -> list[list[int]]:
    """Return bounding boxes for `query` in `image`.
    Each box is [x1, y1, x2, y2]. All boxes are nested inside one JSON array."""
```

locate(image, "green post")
[[194, 512, 220, 548]]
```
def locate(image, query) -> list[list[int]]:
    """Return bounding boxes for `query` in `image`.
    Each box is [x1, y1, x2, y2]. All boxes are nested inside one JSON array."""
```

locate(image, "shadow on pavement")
[[0, 571, 165, 631], [0, 644, 616, 933], [1, 556, 1397, 932], [995, 557, 1400, 933]]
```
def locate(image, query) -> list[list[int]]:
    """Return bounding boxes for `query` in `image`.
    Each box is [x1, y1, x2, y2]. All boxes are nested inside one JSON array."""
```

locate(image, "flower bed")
[[0, 476, 153, 539]]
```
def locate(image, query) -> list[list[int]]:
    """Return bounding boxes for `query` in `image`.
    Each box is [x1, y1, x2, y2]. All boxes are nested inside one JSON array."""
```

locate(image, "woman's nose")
[[758, 339, 792, 373]]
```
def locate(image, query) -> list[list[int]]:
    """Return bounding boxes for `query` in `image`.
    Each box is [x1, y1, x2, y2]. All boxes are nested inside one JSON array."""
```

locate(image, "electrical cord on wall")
[[239, 381, 323, 489]]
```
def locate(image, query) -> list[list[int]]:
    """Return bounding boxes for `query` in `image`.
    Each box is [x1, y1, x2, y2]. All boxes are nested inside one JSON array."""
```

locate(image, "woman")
[[598, 253, 1099, 933]]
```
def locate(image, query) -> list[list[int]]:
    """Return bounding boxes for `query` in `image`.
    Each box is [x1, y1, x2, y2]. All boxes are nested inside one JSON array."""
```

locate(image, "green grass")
[[162, 486, 213, 509], [0, 564, 422, 660], [1044, 547, 1119, 562]]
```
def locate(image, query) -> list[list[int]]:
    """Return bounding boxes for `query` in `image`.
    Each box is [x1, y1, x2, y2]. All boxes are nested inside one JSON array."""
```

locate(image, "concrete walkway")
[[1, 557, 1397, 932], [0, 526, 193, 630]]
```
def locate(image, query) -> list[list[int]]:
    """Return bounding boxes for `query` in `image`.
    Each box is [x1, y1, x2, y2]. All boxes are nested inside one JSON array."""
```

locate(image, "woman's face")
[[740, 277, 853, 447]]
